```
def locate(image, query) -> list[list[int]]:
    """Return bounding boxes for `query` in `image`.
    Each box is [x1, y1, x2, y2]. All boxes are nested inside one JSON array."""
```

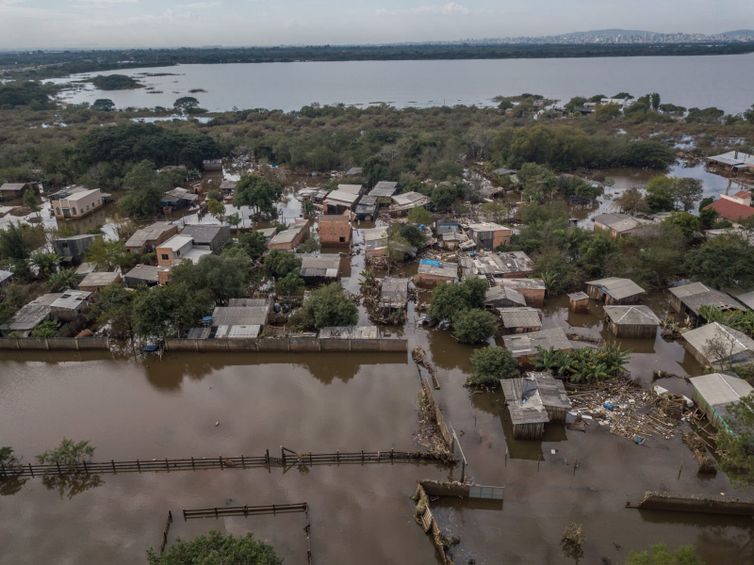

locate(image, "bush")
[[535, 343, 628, 383], [148, 531, 282, 565], [291, 283, 357, 330], [452, 309, 497, 344], [625, 543, 703, 565], [429, 278, 487, 321], [467, 346, 519, 387]]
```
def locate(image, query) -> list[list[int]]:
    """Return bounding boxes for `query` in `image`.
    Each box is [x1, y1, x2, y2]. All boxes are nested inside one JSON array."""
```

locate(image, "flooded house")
[[267, 221, 310, 251], [706, 150, 754, 175], [668, 282, 744, 326], [160, 187, 198, 213], [461, 251, 534, 280], [568, 292, 590, 313], [703, 192, 754, 223], [124, 264, 162, 288], [219, 180, 237, 196], [603, 305, 660, 338], [49, 290, 92, 322], [497, 307, 543, 334], [682, 322, 754, 368], [318, 213, 352, 246], [0, 293, 62, 337], [337, 183, 364, 196], [211, 298, 272, 339], [503, 327, 572, 364], [501, 372, 571, 439], [0, 182, 34, 201], [323, 189, 360, 214], [78, 271, 122, 292], [180, 224, 231, 253], [415, 259, 458, 287], [50, 186, 106, 220], [389, 192, 430, 215], [379, 277, 410, 316], [52, 234, 97, 264], [368, 181, 398, 201], [593, 213, 651, 238], [354, 195, 378, 221], [435, 219, 472, 250], [361, 227, 389, 260], [586, 277, 645, 305], [156, 234, 211, 268], [125, 221, 179, 254], [300, 254, 341, 283], [501, 278, 546, 307], [690, 372, 754, 431], [466, 222, 512, 250], [484, 285, 527, 309], [202, 159, 223, 171]]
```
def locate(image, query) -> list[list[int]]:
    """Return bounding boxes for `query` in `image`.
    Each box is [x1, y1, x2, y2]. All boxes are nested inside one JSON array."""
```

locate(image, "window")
[[161, 254, 169, 261]]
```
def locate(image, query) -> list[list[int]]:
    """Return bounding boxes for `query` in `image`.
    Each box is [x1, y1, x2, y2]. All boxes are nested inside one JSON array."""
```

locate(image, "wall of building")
[[164, 336, 407, 352]]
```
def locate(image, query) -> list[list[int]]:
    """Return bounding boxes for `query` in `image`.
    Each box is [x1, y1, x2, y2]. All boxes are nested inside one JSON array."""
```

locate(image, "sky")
[[0, 0, 753, 50]]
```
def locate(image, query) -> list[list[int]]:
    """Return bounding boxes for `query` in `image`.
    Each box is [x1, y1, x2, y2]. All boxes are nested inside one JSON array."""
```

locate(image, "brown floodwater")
[[1, 292, 753, 564]]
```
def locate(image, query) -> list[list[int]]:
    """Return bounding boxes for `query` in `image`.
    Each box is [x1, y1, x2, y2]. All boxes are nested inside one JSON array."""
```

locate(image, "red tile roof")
[[706, 199, 754, 222]]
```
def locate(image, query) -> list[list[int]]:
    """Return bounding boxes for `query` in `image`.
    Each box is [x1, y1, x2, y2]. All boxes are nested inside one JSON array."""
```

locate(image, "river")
[[53, 53, 754, 114]]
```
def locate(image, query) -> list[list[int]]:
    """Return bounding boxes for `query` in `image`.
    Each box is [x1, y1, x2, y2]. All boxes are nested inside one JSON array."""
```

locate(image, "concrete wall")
[[164, 336, 407, 353], [0, 337, 109, 350]]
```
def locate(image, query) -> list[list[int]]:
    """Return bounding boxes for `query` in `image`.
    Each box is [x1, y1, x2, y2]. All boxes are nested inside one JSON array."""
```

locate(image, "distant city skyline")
[[0, 0, 753, 50]]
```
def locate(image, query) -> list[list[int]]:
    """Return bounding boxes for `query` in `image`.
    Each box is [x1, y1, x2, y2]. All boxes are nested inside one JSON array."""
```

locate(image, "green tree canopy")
[[171, 254, 250, 305], [148, 531, 282, 565], [234, 175, 283, 218], [716, 392, 754, 485], [132, 283, 212, 339], [452, 309, 497, 344], [685, 233, 754, 290], [264, 249, 301, 280], [429, 278, 487, 321], [291, 283, 357, 330], [467, 346, 519, 387]]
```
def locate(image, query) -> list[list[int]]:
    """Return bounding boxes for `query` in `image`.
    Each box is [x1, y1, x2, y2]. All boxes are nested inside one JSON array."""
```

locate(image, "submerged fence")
[[0, 448, 455, 480], [0, 337, 109, 351], [164, 336, 407, 353]]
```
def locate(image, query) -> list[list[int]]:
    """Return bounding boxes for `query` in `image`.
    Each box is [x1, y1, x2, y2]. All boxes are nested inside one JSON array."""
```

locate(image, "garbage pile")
[[566, 378, 687, 442]]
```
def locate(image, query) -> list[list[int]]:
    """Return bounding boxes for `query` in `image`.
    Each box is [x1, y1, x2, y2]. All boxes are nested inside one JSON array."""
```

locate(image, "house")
[[501, 279, 546, 308], [390, 192, 430, 215], [466, 222, 512, 250], [160, 187, 198, 212], [219, 180, 237, 195], [733, 290, 754, 311], [503, 327, 572, 363], [180, 224, 231, 253], [690, 373, 754, 431], [501, 371, 571, 440], [704, 194, 754, 223], [368, 181, 398, 200], [484, 285, 527, 309], [415, 259, 458, 287], [706, 150, 754, 174], [0, 182, 34, 201], [267, 221, 310, 251], [323, 189, 360, 213], [124, 264, 162, 288], [318, 213, 352, 246], [379, 278, 409, 314], [337, 183, 363, 196], [52, 234, 97, 263], [211, 299, 271, 339], [586, 277, 645, 305], [495, 252, 535, 278], [498, 307, 543, 334], [78, 271, 122, 292], [0, 293, 61, 337], [668, 282, 744, 326], [568, 292, 590, 313], [682, 322, 754, 368], [49, 290, 92, 321], [50, 187, 106, 219], [354, 195, 378, 221], [125, 222, 178, 254], [593, 213, 651, 238], [435, 219, 472, 250], [463, 252, 534, 279], [361, 227, 389, 260], [156, 234, 211, 267], [300, 254, 341, 283], [603, 305, 660, 338]]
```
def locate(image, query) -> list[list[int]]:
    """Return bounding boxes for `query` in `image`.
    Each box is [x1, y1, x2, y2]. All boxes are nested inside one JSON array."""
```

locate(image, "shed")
[[497, 307, 542, 333], [500, 376, 550, 440], [682, 322, 754, 368], [368, 181, 398, 199], [300, 254, 341, 282], [380, 278, 409, 311], [501, 278, 546, 307], [466, 223, 512, 250], [529, 371, 572, 422], [215, 324, 262, 339], [354, 195, 378, 221], [485, 285, 527, 309], [494, 251, 534, 278], [603, 305, 660, 338], [0, 182, 34, 201], [212, 302, 270, 327], [415, 259, 458, 287], [668, 282, 743, 326], [337, 183, 363, 196], [267, 221, 310, 251], [361, 227, 389, 259], [503, 327, 572, 363], [323, 189, 359, 213], [52, 234, 97, 263], [690, 373, 754, 431], [78, 271, 122, 292], [50, 290, 92, 321], [593, 213, 651, 238], [124, 264, 161, 288], [568, 292, 590, 313], [180, 224, 231, 252], [586, 277, 645, 305], [390, 192, 430, 215]]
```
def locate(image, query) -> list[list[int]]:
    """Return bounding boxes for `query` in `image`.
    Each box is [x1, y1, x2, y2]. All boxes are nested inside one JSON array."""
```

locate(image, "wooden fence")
[[0, 448, 455, 480]]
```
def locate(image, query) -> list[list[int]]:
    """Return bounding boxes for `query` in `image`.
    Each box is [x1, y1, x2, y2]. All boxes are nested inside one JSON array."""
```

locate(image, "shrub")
[[467, 346, 519, 387], [452, 309, 497, 344]]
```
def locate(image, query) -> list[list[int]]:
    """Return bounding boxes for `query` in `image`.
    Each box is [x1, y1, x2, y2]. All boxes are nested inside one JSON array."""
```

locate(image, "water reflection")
[[41, 472, 103, 500]]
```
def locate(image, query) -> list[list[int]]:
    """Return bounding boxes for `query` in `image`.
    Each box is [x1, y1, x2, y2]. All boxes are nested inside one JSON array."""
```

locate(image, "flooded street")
[[2, 292, 753, 564]]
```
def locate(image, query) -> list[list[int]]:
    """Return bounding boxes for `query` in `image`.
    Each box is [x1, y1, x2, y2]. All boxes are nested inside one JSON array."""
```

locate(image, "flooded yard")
[[2, 291, 753, 564]]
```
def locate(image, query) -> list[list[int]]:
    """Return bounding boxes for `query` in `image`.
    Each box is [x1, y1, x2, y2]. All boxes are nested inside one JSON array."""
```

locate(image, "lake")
[[53, 53, 754, 113]]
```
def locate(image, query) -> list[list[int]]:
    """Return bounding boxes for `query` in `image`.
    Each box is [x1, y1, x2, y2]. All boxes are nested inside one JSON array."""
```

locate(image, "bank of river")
[[1, 292, 752, 564], [52, 53, 754, 114]]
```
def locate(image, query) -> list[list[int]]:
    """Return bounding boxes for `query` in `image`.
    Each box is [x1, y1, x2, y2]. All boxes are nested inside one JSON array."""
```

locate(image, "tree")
[[452, 309, 497, 344], [645, 176, 677, 213], [173, 96, 200, 114], [148, 531, 282, 565], [467, 346, 519, 387], [234, 175, 283, 218], [518, 163, 558, 203], [118, 160, 169, 219], [36, 438, 101, 499], [429, 279, 487, 321], [673, 178, 703, 212], [614, 187, 649, 215], [91, 98, 115, 112], [22, 188, 39, 214], [481, 200, 511, 224], [206, 198, 225, 220], [226, 212, 241, 229], [534, 249, 582, 295], [560, 522, 584, 562], [663, 212, 699, 242], [275, 272, 304, 297], [685, 233, 754, 290], [595, 103, 621, 122], [564, 96, 587, 113], [745, 104, 754, 125], [37, 438, 94, 468], [264, 249, 301, 280], [0, 223, 44, 262], [132, 283, 211, 339], [236, 231, 268, 261], [171, 255, 250, 305], [291, 283, 357, 330], [625, 543, 704, 565], [85, 238, 132, 271], [406, 206, 433, 225], [88, 283, 135, 339], [30, 251, 59, 279], [48, 269, 80, 291], [536, 344, 628, 383], [716, 392, 754, 485]]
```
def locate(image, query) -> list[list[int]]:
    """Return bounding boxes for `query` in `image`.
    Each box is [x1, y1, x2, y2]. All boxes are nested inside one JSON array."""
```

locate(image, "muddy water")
[[1, 295, 753, 563]]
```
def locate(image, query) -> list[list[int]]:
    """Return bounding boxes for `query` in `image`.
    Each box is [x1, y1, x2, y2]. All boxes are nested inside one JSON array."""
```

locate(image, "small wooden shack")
[[568, 292, 590, 313], [586, 277, 645, 305], [529, 371, 571, 423], [501, 371, 572, 439], [603, 305, 660, 339]]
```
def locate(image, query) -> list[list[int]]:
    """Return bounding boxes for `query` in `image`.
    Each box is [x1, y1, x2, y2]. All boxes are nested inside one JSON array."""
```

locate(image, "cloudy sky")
[[0, 0, 752, 49]]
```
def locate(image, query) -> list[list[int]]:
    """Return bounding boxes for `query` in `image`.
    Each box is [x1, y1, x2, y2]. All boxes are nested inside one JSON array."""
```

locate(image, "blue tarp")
[[420, 259, 442, 267]]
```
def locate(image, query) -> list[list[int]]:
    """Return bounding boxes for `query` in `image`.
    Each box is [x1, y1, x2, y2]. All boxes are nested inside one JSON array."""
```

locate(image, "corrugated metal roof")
[[586, 277, 645, 301], [603, 305, 660, 326], [691, 372, 753, 408], [498, 307, 542, 329], [503, 327, 572, 358]]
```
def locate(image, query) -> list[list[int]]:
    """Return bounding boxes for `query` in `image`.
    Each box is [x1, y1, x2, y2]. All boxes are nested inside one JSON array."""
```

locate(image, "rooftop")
[[500, 377, 550, 426], [683, 322, 754, 363], [603, 305, 661, 326], [467, 222, 510, 233], [337, 184, 363, 195], [498, 307, 542, 330], [586, 277, 646, 301], [324, 189, 360, 206], [380, 277, 409, 307], [691, 372, 754, 409], [269, 223, 309, 246], [528, 371, 572, 411], [391, 191, 430, 210], [501, 278, 546, 291], [181, 224, 227, 243], [125, 264, 160, 282], [503, 327, 572, 358], [705, 198, 754, 222], [669, 282, 743, 317], [212, 304, 270, 326], [0, 182, 29, 192], [62, 188, 100, 202], [160, 234, 194, 251], [0, 293, 62, 331], [368, 181, 398, 198], [300, 254, 341, 279], [361, 226, 389, 242], [418, 259, 458, 280], [214, 324, 262, 339], [595, 213, 650, 234], [126, 221, 176, 248], [51, 290, 91, 311], [79, 271, 120, 288], [485, 285, 527, 307], [707, 150, 754, 167]]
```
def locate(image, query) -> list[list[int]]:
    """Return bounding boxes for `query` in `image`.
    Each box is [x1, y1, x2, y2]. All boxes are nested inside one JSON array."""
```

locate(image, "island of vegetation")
[[90, 74, 143, 90]]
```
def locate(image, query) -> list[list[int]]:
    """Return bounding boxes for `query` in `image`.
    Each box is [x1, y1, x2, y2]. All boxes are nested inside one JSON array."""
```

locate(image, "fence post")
[[191, 457, 195, 471], [57, 462, 62, 476], [336, 451, 340, 464], [165, 458, 169, 472], [28, 463, 34, 477], [137, 459, 141, 473], [265, 449, 270, 471], [0, 462, 5, 478], [241, 455, 245, 469], [390, 448, 394, 463], [281, 447, 286, 467], [82, 460, 88, 474], [112, 460, 116, 474], [219, 456, 224, 470]]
